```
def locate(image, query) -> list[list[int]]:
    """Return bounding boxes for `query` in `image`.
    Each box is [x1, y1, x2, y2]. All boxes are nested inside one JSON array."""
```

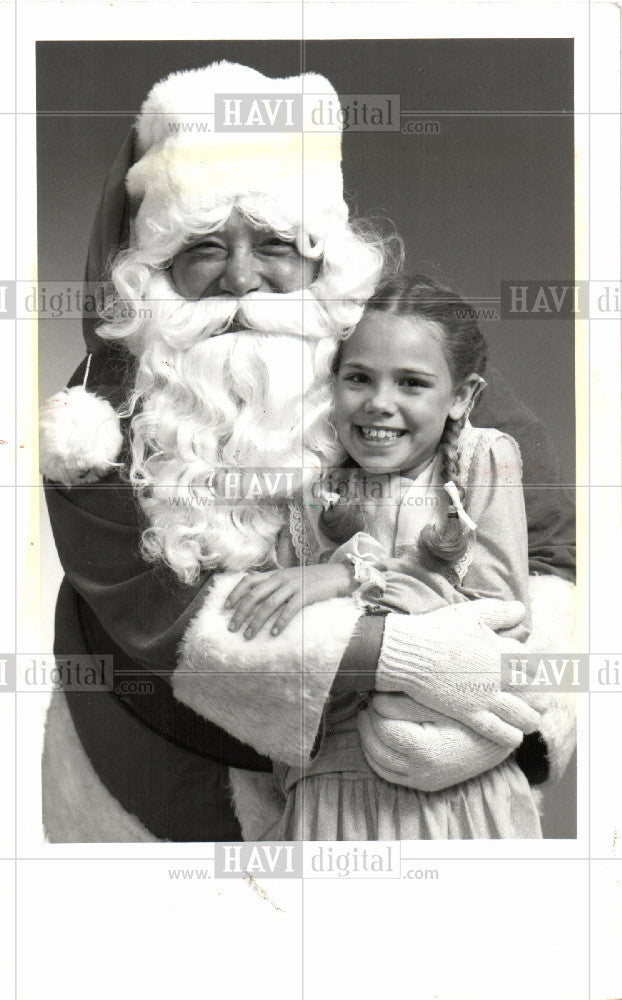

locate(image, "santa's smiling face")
[[110, 201, 346, 581], [169, 207, 320, 302]]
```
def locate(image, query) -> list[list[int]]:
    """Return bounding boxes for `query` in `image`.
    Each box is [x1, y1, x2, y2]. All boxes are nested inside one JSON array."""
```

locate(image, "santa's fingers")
[[227, 576, 288, 631], [239, 585, 298, 640]]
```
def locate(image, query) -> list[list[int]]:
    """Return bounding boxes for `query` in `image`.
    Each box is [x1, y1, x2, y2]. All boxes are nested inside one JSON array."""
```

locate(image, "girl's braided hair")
[[320, 275, 488, 568]]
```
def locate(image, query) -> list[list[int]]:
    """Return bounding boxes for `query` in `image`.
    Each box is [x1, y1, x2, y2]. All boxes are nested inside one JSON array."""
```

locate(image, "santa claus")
[[40, 61, 576, 842]]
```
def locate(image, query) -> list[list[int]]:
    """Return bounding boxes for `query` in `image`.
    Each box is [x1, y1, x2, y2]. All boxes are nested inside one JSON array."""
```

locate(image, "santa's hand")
[[358, 694, 515, 792], [376, 600, 541, 748], [225, 564, 355, 640]]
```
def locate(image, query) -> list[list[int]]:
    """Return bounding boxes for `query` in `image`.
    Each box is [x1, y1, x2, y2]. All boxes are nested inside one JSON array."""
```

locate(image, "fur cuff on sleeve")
[[173, 573, 362, 767], [521, 574, 578, 782]]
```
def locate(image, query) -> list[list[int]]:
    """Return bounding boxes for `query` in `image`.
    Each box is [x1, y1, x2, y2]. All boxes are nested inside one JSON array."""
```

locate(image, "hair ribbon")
[[444, 480, 477, 532], [464, 375, 488, 420]]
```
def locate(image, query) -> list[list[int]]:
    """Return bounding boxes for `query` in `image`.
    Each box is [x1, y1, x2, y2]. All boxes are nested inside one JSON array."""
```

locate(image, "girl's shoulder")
[[458, 422, 523, 486]]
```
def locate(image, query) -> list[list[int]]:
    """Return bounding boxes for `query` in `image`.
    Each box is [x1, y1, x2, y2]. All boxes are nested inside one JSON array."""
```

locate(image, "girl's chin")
[[354, 455, 402, 474]]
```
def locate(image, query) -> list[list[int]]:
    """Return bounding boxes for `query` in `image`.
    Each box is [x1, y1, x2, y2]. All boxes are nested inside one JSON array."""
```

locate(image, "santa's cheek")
[[265, 257, 318, 293]]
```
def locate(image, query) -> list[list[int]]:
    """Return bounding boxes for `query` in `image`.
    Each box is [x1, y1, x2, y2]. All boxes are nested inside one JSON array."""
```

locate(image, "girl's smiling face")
[[333, 310, 477, 475]]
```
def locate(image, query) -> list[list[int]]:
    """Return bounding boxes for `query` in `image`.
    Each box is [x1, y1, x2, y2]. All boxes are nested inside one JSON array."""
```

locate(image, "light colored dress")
[[269, 422, 543, 840]]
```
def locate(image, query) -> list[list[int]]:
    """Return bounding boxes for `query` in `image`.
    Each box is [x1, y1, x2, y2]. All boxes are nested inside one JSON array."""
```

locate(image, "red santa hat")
[[126, 60, 347, 252]]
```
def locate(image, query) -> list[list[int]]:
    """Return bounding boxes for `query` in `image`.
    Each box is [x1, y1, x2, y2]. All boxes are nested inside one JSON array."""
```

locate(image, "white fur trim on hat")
[[126, 61, 348, 248]]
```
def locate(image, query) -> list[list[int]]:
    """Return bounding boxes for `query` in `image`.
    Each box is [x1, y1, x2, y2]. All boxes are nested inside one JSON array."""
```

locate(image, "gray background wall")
[[37, 38, 576, 837]]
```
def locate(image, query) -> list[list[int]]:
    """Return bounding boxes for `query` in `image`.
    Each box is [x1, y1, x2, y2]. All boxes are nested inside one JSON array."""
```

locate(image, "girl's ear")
[[448, 374, 486, 421]]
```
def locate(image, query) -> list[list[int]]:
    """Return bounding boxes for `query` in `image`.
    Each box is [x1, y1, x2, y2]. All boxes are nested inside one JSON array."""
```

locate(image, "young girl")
[[225, 276, 542, 839]]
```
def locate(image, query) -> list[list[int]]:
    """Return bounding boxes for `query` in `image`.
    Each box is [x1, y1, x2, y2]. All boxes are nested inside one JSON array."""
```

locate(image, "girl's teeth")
[[360, 427, 403, 440]]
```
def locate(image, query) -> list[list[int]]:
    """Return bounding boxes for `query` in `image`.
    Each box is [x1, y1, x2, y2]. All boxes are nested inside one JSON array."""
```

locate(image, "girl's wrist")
[[334, 561, 357, 596]]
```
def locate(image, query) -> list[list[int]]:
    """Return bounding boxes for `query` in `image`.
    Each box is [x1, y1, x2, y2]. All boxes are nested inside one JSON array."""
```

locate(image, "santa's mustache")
[[139, 271, 337, 349]]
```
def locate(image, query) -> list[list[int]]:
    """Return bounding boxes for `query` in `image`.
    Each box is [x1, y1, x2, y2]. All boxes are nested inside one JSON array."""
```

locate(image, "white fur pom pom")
[[39, 386, 123, 486]]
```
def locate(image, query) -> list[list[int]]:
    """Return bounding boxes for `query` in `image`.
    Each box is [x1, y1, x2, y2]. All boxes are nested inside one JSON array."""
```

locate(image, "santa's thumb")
[[466, 598, 526, 634]]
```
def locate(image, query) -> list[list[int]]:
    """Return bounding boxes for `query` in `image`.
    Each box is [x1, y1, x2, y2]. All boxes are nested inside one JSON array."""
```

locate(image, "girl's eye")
[[343, 372, 370, 385], [401, 378, 430, 390]]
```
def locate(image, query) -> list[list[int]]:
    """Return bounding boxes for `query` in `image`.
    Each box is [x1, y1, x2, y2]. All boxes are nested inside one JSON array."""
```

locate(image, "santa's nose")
[[218, 251, 262, 297]]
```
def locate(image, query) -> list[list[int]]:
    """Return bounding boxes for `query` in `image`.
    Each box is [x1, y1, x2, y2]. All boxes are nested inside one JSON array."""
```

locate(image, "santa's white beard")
[[129, 273, 344, 583]]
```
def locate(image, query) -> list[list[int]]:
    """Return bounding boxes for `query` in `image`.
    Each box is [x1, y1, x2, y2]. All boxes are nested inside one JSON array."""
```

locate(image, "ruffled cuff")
[[329, 531, 391, 612]]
